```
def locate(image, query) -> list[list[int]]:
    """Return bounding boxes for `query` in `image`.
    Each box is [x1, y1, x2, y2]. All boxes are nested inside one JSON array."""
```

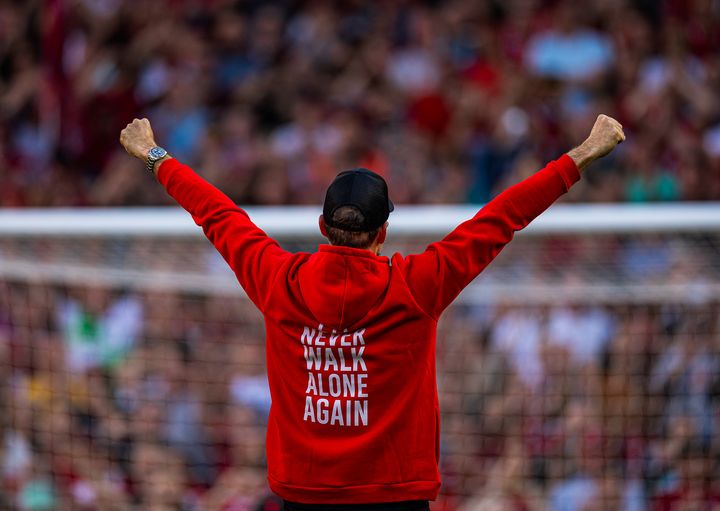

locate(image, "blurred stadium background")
[[2, 0, 720, 510]]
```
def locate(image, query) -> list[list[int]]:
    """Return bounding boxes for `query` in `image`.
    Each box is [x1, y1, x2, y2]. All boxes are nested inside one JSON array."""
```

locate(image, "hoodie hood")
[[298, 245, 390, 328]]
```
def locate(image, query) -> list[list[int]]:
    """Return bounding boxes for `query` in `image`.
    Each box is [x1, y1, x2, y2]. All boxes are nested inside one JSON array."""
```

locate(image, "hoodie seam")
[[391, 255, 440, 323], [261, 254, 301, 312], [338, 257, 349, 326]]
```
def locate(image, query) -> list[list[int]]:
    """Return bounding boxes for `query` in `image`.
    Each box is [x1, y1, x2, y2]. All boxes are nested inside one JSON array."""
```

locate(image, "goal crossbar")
[[0, 203, 718, 238]]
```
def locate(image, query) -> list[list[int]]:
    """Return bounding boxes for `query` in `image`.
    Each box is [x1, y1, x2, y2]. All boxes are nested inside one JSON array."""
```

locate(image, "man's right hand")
[[568, 114, 625, 171], [120, 118, 157, 161]]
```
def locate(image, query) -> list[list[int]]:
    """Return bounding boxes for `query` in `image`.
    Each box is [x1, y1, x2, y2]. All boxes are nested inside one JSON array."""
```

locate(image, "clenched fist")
[[119, 118, 157, 161], [568, 114, 626, 172], [586, 114, 625, 158]]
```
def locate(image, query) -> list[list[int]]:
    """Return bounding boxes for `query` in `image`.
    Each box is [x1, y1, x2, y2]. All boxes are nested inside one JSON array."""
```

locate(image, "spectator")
[[56, 285, 142, 373]]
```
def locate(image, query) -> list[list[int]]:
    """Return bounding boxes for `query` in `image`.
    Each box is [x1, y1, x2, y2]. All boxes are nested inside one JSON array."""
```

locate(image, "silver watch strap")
[[146, 147, 168, 174]]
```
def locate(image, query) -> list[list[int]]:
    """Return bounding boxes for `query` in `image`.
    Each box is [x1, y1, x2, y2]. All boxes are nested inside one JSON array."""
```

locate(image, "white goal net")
[[0, 204, 718, 510]]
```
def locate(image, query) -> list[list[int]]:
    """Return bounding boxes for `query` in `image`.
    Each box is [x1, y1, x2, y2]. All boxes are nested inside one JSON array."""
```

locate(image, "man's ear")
[[319, 215, 328, 237], [377, 222, 388, 244]]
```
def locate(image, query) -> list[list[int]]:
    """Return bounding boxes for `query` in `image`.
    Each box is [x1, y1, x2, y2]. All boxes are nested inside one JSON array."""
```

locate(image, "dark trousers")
[[282, 500, 430, 511]]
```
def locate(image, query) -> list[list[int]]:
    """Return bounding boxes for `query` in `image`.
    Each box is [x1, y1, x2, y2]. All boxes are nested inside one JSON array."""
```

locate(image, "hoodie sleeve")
[[157, 158, 291, 311], [401, 154, 580, 319]]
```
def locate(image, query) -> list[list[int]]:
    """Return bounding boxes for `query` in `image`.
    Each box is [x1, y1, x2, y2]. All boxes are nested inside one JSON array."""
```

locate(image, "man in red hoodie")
[[120, 114, 624, 510]]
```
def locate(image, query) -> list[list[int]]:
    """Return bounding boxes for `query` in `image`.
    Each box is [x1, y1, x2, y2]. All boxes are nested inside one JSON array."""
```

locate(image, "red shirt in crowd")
[[157, 154, 580, 503], [651, 487, 720, 511]]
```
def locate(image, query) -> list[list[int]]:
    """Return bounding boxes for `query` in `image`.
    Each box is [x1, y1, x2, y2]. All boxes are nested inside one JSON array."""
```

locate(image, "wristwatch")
[[146, 146, 169, 174]]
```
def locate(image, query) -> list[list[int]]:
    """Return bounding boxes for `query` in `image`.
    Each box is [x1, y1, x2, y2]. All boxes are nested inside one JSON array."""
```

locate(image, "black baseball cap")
[[323, 168, 394, 232]]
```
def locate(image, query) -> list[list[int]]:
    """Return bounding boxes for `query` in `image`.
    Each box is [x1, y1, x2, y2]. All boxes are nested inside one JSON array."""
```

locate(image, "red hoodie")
[[157, 154, 580, 503]]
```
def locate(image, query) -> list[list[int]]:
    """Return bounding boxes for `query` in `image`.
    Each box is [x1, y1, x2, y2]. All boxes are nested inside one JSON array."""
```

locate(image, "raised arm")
[[402, 114, 625, 319], [120, 118, 291, 311]]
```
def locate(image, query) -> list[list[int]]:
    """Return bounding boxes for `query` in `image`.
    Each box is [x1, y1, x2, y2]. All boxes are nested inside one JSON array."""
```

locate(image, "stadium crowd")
[[0, 276, 719, 510], [2, 0, 720, 206]]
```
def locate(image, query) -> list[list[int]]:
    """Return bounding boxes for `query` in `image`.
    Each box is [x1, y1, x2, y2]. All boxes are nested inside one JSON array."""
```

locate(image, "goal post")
[[0, 203, 719, 237], [1, 204, 719, 509], [0, 203, 718, 303]]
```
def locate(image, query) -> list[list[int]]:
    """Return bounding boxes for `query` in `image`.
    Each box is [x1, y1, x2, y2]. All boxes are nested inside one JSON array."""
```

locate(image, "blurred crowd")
[[0, 206, 718, 510], [0, 276, 718, 510], [2, 0, 720, 207]]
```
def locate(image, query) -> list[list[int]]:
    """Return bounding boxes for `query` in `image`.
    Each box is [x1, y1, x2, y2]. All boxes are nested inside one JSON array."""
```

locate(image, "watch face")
[[149, 147, 167, 160]]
